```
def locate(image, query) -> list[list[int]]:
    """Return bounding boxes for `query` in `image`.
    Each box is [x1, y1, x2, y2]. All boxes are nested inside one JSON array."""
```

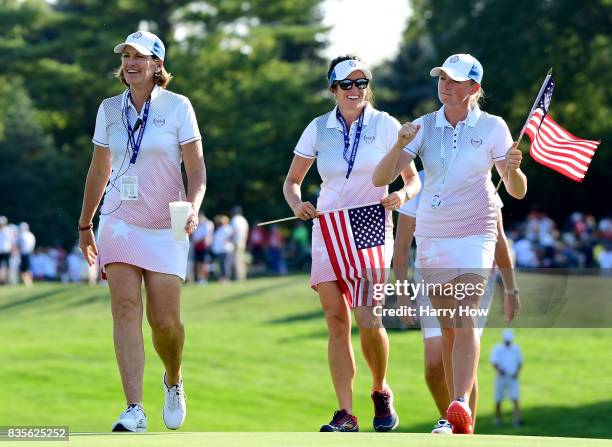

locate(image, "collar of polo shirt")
[[326, 104, 374, 130], [123, 85, 164, 112], [435, 104, 482, 128]]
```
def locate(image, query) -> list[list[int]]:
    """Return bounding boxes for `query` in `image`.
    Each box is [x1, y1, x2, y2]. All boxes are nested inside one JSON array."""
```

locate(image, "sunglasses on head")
[[334, 78, 369, 90]]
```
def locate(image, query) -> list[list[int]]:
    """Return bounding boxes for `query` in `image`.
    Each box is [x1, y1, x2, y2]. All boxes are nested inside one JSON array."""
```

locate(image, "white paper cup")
[[169, 201, 191, 241]]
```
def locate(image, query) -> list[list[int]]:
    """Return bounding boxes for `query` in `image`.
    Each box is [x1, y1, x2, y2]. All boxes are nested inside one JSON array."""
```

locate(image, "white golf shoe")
[[431, 418, 453, 435], [112, 404, 147, 432], [162, 373, 186, 430]]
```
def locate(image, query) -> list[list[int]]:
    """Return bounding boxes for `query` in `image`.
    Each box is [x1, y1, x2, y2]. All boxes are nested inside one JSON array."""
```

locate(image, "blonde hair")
[[115, 57, 173, 88], [469, 83, 484, 107]]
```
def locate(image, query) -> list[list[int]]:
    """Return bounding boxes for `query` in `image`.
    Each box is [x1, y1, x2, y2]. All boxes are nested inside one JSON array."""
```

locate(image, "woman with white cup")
[[78, 30, 206, 432]]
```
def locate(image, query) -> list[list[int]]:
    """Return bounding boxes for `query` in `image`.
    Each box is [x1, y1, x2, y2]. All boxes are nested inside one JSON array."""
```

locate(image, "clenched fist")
[[396, 122, 421, 147]]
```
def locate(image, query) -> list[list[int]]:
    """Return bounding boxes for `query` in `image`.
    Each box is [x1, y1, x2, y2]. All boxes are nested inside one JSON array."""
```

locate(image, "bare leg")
[[21, 272, 33, 287], [470, 373, 478, 429], [423, 336, 450, 416], [318, 281, 355, 413], [143, 271, 184, 386], [512, 399, 521, 425], [106, 263, 145, 405], [354, 306, 389, 391]]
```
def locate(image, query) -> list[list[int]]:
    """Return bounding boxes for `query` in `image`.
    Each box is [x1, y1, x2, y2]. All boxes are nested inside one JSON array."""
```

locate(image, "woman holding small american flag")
[[373, 53, 527, 435], [283, 55, 421, 432]]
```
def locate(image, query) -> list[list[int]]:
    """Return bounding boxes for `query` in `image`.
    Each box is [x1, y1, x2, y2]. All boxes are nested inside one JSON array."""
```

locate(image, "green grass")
[[1, 274, 611, 441], [9, 432, 612, 447]]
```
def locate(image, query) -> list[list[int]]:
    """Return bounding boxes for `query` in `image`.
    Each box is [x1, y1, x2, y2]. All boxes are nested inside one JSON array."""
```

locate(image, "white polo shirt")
[[294, 105, 400, 232], [92, 86, 201, 229], [403, 105, 512, 239], [491, 342, 523, 376], [398, 170, 504, 217]]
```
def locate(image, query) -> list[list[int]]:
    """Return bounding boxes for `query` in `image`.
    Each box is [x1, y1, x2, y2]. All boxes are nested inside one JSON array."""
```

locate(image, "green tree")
[[379, 0, 611, 221], [0, 0, 330, 244]]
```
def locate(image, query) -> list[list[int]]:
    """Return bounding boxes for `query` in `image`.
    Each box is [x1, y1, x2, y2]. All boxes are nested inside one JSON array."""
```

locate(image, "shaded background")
[[0, 0, 610, 246]]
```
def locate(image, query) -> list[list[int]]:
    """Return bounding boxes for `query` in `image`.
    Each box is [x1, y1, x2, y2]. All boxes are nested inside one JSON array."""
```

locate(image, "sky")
[[321, 0, 412, 67]]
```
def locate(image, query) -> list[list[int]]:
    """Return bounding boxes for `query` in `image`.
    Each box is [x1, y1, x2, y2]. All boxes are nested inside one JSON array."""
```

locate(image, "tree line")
[[0, 0, 609, 246]]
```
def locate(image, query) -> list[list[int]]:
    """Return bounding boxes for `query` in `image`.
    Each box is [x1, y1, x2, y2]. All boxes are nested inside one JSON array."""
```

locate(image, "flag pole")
[[258, 202, 382, 226], [495, 68, 553, 192]]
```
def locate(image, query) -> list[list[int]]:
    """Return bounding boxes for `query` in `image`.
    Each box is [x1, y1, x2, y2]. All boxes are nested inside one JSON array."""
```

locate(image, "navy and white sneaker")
[[162, 373, 186, 430], [431, 418, 453, 435], [112, 404, 146, 432], [320, 409, 359, 432], [371, 388, 399, 432]]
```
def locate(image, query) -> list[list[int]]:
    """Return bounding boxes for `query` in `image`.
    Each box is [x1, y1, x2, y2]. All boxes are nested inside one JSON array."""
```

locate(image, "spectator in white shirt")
[[17, 222, 36, 287], [230, 206, 249, 281], [211, 215, 234, 282], [491, 329, 523, 427]]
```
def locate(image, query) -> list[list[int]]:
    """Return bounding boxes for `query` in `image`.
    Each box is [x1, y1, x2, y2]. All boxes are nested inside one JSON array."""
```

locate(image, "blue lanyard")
[[336, 108, 364, 179], [126, 91, 151, 165]]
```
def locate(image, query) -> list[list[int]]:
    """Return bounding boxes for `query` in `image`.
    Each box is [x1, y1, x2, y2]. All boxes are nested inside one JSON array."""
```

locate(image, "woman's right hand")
[[291, 201, 318, 221], [396, 122, 421, 147], [79, 229, 98, 267]]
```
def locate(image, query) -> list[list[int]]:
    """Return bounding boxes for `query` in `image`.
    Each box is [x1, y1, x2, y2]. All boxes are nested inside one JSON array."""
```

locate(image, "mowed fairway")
[[9, 432, 612, 447], [1, 274, 611, 442]]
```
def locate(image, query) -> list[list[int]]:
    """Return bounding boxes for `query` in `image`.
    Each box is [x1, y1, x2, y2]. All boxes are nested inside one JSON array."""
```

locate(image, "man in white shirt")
[[230, 206, 249, 281], [17, 222, 36, 287], [491, 329, 523, 427]]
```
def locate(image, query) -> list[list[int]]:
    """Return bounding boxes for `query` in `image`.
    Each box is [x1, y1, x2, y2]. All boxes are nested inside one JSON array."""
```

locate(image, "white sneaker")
[[431, 418, 453, 435], [112, 404, 147, 432], [162, 373, 186, 430]]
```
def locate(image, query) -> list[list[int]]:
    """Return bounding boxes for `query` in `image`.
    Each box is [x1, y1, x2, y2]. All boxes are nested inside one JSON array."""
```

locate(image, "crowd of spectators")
[[0, 215, 97, 286], [508, 210, 612, 269], [1, 209, 609, 287]]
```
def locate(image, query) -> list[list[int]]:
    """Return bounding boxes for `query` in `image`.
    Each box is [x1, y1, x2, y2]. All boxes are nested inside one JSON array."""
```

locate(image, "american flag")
[[525, 76, 600, 182], [319, 203, 386, 307]]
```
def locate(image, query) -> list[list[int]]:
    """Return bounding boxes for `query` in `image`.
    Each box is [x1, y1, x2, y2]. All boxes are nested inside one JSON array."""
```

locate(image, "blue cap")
[[430, 54, 483, 84], [114, 31, 166, 60]]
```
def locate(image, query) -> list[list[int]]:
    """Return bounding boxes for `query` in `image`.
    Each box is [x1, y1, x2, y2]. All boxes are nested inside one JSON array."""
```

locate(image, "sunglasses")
[[334, 78, 369, 90]]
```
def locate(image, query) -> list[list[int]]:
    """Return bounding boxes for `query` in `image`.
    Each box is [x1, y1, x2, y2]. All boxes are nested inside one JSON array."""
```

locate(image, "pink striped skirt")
[[97, 215, 189, 280], [310, 222, 393, 308]]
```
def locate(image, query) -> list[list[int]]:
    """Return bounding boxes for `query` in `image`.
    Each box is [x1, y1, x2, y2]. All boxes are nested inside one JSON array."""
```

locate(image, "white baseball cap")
[[328, 59, 373, 86], [114, 31, 166, 60], [503, 329, 514, 342], [430, 53, 483, 84]]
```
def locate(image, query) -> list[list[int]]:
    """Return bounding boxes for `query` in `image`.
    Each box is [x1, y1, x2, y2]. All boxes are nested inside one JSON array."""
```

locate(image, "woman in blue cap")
[[78, 31, 206, 432], [284, 55, 421, 432], [373, 53, 527, 434]]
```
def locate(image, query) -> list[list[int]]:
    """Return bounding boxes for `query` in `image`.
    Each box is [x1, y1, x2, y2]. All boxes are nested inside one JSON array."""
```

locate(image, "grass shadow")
[[0, 287, 67, 313], [214, 278, 298, 304], [399, 399, 612, 439]]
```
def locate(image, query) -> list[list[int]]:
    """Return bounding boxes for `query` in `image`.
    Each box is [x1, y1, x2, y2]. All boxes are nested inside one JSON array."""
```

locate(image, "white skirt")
[[415, 234, 496, 288], [97, 215, 189, 280]]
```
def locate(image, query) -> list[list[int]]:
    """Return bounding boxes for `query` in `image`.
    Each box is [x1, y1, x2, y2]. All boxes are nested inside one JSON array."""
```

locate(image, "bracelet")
[[78, 223, 93, 232], [504, 287, 520, 295]]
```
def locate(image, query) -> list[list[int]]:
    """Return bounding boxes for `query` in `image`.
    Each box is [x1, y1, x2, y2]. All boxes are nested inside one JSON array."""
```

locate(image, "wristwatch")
[[504, 287, 520, 296]]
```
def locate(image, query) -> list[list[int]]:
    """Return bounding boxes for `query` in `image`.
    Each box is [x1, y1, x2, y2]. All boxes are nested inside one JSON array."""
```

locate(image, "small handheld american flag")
[[525, 76, 600, 182], [319, 203, 386, 307]]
